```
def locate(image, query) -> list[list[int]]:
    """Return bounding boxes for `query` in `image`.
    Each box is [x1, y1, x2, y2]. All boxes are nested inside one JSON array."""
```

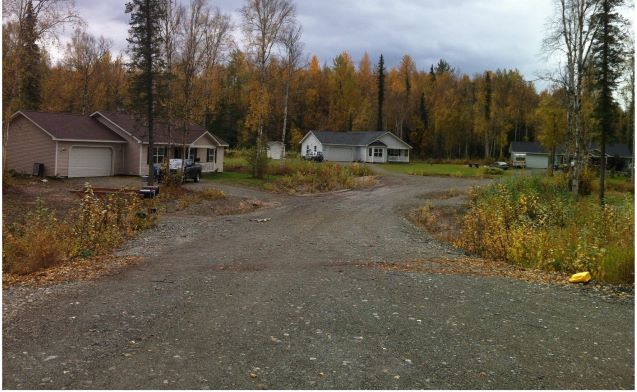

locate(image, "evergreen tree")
[[19, 0, 42, 110], [591, 0, 626, 205], [419, 92, 428, 129], [125, 0, 166, 185], [377, 54, 385, 131]]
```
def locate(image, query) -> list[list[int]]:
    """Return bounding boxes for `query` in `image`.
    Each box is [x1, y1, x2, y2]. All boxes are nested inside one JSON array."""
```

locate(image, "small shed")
[[267, 141, 285, 160]]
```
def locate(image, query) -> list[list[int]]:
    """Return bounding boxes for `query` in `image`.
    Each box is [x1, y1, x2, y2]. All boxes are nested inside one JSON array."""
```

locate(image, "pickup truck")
[[155, 159, 202, 183]]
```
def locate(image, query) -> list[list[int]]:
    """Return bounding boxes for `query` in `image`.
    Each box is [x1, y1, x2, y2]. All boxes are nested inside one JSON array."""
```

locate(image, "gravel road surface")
[[3, 170, 634, 389]]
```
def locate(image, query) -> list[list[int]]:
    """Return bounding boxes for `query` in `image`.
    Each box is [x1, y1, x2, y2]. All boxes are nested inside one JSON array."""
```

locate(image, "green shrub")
[[246, 142, 269, 179]]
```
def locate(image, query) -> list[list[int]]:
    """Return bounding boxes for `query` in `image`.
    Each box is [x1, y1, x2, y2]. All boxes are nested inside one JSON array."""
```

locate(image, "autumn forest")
[[2, 0, 634, 161]]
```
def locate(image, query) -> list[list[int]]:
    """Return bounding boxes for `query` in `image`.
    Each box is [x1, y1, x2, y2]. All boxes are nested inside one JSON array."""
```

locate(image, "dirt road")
[[3, 170, 634, 389]]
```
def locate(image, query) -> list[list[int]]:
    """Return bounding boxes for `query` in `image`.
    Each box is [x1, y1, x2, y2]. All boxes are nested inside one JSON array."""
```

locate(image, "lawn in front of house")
[[380, 162, 517, 178]]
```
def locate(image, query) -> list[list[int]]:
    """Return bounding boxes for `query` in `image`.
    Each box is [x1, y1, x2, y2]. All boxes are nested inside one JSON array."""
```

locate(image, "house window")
[[388, 149, 401, 157], [174, 148, 183, 159], [373, 148, 383, 157], [306, 145, 310, 153], [188, 148, 197, 161], [207, 148, 216, 163], [314, 145, 317, 152], [369, 148, 373, 157], [152, 147, 166, 164]]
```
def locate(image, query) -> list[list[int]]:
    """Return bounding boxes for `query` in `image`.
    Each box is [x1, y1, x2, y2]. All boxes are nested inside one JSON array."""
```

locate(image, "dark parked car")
[[490, 161, 509, 170], [155, 159, 202, 182], [304, 151, 324, 162]]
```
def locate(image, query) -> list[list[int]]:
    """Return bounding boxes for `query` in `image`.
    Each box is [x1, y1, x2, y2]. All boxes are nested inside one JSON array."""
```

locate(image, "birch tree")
[[64, 29, 111, 114], [279, 23, 304, 156], [543, 0, 603, 195], [240, 0, 296, 177]]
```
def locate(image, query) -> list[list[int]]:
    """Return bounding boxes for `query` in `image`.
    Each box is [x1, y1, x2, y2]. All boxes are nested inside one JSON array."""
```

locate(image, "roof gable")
[[12, 111, 126, 142], [95, 111, 228, 146], [304, 130, 410, 148]]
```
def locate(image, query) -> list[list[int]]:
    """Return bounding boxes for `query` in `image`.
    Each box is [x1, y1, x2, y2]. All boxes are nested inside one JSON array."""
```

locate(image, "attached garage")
[[324, 146, 354, 162], [525, 154, 549, 169], [68, 146, 113, 177]]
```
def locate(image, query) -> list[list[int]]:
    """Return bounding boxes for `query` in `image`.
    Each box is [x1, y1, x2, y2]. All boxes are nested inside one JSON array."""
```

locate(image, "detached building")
[[508, 141, 563, 169], [299, 131, 411, 163]]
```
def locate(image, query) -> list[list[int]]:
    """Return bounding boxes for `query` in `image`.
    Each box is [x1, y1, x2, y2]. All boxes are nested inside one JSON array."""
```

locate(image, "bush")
[[246, 142, 269, 179], [3, 184, 157, 275], [457, 175, 634, 283], [347, 163, 373, 177], [3, 199, 70, 274]]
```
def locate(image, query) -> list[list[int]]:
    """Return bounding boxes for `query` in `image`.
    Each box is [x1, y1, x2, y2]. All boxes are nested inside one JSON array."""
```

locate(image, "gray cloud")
[[57, 0, 567, 87]]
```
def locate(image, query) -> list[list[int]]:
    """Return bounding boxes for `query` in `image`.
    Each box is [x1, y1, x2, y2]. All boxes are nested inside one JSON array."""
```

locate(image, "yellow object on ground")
[[569, 271, 591, 283]]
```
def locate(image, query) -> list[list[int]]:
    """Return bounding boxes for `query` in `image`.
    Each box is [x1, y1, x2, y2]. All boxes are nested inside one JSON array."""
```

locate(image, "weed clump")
[[3, 184, 157, 275], [457, 175, 634, 283]]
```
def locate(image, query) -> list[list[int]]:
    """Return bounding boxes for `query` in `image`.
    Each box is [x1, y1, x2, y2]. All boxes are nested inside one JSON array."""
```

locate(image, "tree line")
[[2, 0, 634, 169]]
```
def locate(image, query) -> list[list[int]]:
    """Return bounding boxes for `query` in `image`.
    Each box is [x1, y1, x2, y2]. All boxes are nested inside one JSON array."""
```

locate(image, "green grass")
[[380, 162, 516, 178]]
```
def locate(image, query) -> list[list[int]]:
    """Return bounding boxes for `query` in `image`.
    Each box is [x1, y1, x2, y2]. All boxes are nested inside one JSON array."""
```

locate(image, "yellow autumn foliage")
[[457, 175, 634, 283]]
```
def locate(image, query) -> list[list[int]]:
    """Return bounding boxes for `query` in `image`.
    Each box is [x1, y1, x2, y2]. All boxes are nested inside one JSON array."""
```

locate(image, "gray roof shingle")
[[311, 131, 386, 146], [17, 111, 126, 142]]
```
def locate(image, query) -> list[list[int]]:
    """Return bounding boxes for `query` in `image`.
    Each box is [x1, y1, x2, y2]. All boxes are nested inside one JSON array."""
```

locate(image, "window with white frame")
[[207, 148, 216, 163], [368, 148, 373, 157], [153, 147, 166, 163], [188, 148, 197, 161], [373, 147, 383, 157]]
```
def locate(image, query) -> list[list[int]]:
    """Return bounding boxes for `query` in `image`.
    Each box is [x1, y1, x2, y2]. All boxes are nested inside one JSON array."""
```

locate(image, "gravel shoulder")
[[3, 170, 634, 389]]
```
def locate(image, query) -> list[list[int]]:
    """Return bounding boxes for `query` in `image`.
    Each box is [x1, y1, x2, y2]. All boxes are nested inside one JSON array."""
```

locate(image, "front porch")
[[387, 148, 409, 163], [150, 144, 224, 173]]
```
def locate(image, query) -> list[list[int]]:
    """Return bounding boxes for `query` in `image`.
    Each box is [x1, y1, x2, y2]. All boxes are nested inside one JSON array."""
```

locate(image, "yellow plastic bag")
[[569, 271, 591, 283]]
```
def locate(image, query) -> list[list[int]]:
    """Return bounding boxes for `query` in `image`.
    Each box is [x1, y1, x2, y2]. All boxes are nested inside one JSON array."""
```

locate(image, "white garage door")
[[324, 146, 353, 162], [69, 147, 112, 177], [525, 154, 548, 169]]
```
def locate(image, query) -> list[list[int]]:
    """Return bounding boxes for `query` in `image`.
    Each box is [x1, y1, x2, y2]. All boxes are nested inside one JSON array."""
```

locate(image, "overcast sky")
[[54, 0, 609, 89]]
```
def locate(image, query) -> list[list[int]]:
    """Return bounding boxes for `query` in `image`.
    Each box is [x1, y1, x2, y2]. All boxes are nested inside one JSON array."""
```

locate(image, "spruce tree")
[[19, 0, 42, 110], [377, 54, 385, 131], [591, 0, 626, 205], [125, 0, 166, 185]]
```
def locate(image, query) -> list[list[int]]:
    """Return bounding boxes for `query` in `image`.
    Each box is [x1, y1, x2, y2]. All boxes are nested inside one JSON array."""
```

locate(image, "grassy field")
[[380, 162, 517, 178]]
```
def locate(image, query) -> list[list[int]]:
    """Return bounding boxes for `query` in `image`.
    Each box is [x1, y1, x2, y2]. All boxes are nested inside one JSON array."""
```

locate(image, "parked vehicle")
[[155, 159, 202, 182], [491, 161, 509, 170], [304, 151, 324, 162]]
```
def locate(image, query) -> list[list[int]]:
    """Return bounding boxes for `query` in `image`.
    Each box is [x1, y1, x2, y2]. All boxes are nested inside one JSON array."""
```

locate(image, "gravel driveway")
[[3, 170, 634, 389]]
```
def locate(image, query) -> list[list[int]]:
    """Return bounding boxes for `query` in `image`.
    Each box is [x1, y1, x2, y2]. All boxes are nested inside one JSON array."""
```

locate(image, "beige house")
[[6, 110, 228, 178]]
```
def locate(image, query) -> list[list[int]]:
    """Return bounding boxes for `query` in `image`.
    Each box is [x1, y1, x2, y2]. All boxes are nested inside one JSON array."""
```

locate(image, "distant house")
[[590, 143, 633, 171], [508, 141, 563, 169], [299, 131, 411, 163], [267, 141, 285, 160], [6, 110, 228, 178]]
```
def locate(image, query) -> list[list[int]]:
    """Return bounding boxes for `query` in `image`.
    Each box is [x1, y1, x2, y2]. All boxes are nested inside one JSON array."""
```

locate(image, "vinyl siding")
[[6, 116, 56, 176], [95, 116, 141, 175]]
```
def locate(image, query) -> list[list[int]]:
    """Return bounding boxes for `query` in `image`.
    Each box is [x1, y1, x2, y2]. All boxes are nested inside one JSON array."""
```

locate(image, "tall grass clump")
[[3, 184, 157, 275], [265, 160, 373, 193], [457, 174, 634, 283]]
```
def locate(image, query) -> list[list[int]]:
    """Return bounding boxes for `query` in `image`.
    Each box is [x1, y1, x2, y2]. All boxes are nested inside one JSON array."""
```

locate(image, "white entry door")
[[68, 147, 112, 177]]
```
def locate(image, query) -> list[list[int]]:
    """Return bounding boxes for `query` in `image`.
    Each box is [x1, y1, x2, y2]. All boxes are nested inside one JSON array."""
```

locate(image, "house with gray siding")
[[299, 131, 411, 163]]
